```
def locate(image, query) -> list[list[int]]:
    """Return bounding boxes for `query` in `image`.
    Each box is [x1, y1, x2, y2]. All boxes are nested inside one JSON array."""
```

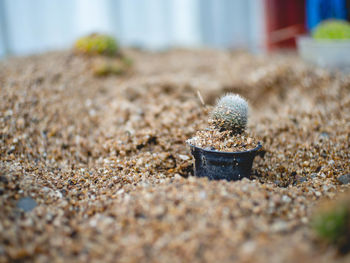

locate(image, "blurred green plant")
[[312, 20, 350, 40], [74, 33, 119, 56], [311, 194, 350, 253], [92, 57, 133, 77], [74, 33, 133, 77]]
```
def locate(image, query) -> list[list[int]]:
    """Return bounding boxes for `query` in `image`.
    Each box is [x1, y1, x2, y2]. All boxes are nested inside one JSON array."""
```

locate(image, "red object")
[[265, 0, 307, 50]]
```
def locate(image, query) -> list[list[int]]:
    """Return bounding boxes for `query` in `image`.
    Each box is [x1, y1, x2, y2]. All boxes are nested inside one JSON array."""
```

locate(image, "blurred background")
[[0, 0, 349, 58]]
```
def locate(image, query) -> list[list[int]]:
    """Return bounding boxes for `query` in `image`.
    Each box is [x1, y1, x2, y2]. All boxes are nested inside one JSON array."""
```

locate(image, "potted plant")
[[187, 94, 262, 181], [297, 19, 350, 72]]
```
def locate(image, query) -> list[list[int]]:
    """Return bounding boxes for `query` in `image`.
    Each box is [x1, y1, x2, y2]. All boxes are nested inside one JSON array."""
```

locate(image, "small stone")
[[281, 195, 291, 203], [199, 191, 207, 199], [0, 175, 8, 184], [241, 241, 256, 254], [337, 174, 350, 185], [204, 147, 215, 151], [319, 132, 329, 139], [328, 160, 335, 166], [297, 176, 307, 183], [274, 180, 282, 186], [178, 154, 190, 161], [17, 197, 37, 212], [173, 174, 182, 180], [301, 217, 308, 224], [7, 146, 15, 154], [271, 220, 289, 233], [319, 173, 326, 178]]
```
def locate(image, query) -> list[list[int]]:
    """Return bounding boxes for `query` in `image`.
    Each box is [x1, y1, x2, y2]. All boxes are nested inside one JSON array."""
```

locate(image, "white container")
[[297, 36, 350, 72]]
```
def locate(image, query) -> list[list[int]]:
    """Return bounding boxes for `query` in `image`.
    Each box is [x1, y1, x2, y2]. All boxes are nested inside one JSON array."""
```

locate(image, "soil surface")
[[1, 49, 350, 263], [187, 129, 258, 152]]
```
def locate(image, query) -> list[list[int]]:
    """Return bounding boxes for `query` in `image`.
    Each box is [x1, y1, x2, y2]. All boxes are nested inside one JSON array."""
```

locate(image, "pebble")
[[178, 154, 190, 161], [16, 197, 37, 212], [319, 132, 329, 139], [271, 220, 289, 233], [0, 176, 8, 184], [337, 174, 350, 185], [281, 195, 292, 203]]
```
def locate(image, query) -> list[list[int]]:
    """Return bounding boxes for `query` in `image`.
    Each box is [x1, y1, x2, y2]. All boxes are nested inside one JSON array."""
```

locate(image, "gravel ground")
[[0, 49, 350, 263]]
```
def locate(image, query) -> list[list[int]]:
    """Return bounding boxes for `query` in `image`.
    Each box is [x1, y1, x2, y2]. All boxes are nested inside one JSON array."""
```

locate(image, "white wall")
[[0, 0, 265, 57], [107, 0, 202, 50], [0, 0, 8, 57]]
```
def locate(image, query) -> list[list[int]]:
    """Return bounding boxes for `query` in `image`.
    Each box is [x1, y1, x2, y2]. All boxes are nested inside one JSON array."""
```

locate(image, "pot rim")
[[188, 142, 262, 155]]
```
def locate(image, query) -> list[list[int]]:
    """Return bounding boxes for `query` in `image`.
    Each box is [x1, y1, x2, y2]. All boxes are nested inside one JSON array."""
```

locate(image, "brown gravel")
[[1, 49, 350, 263], [187, 129, 258, 152]]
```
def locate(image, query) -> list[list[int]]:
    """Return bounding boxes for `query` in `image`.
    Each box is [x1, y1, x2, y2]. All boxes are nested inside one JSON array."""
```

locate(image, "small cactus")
[[74, 33, 119, 56], [311, 194, 350, 253], [313, 19, 350, 40], [209, 94, 248, 134]]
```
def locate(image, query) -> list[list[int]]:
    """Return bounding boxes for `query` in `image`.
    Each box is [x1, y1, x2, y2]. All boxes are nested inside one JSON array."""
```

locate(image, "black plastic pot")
[[188, 143, 262, 181]]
